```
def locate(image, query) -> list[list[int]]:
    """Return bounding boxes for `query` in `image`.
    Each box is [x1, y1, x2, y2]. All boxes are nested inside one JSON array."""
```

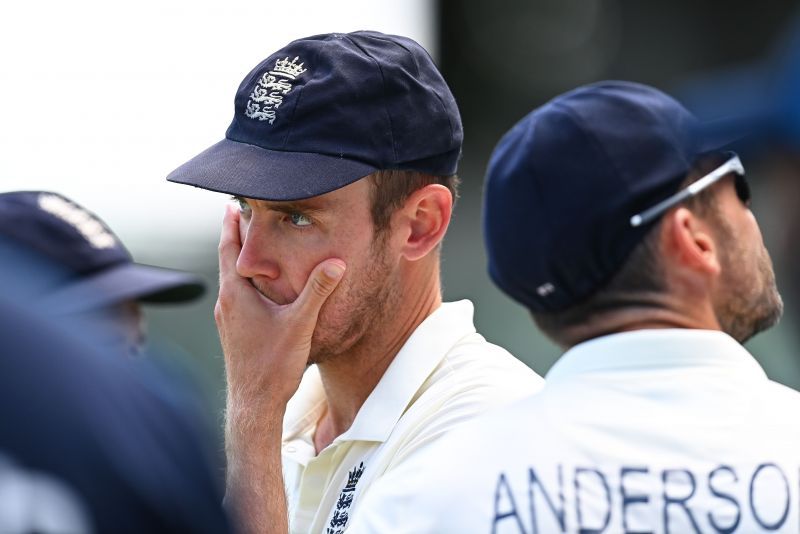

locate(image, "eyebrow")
[[234, 196, 329, 214], [268, 202, 326, 215]]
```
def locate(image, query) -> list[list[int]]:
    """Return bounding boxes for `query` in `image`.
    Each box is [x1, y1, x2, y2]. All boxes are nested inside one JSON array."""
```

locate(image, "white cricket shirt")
[[281, 300, 543, 533], [352, 329, 800, 533]]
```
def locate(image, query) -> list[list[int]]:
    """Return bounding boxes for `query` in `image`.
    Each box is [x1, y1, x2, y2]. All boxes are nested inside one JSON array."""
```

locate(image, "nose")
[[235, 222, 280, 281]]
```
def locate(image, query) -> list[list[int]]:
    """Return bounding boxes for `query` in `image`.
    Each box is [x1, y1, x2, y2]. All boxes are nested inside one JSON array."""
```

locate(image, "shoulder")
[[764, 378, 800, 404], [752, 378, 800, 431], [427, 332, 544, 396], [367, 333, 543, 477], [349, 397, 539, 533], [394, 334, 543, 444], [417, 300, 542, 392]]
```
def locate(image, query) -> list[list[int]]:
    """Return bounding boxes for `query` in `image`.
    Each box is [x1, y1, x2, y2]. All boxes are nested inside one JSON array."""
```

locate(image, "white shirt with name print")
[[280, 300, 544, 534], [350, 329, 800, 533]]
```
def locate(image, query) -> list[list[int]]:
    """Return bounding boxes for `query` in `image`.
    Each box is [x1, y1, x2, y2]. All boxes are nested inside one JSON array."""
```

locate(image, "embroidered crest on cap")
[[37, 194, 117, 250], [244, 56, 307, 124]]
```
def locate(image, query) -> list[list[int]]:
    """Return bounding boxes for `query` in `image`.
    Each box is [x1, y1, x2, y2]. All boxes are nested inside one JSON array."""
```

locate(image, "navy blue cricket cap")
[[0, 191, 205, 313], [167, 30, 463, 201], [484, 81, 734, 313]]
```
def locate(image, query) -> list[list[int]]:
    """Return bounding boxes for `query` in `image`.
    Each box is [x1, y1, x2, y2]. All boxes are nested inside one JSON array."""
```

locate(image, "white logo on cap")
[[38, 194, 117, 249], [536, 283, 555, 297], [244, 56, 307, 125]]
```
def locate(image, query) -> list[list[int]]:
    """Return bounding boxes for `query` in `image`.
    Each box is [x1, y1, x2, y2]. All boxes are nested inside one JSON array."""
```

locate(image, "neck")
[[560, 291, 722, 349], [313, 261, 441, 452]]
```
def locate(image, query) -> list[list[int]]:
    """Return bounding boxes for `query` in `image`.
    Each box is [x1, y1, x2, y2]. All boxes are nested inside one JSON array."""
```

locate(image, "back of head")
[[483, 81, 765, 346]]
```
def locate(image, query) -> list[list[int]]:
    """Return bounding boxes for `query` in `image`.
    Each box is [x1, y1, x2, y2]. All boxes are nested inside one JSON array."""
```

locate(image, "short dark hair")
[[531, 222, 667, 347], [532, 153, 727, 347], [367, 170, 460, 232]]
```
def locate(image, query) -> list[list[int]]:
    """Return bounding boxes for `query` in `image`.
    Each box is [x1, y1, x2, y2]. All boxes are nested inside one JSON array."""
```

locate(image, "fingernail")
[[324, 262, 346, 279]]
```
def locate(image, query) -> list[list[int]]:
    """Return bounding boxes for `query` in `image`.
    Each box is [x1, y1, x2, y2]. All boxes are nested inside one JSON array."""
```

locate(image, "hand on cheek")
[[215, 205, 346, 412]]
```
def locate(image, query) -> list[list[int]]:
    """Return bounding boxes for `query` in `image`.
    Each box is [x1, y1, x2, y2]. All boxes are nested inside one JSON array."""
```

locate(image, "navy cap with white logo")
[[484, 81, 735, 313], [167, 31, 463, 201], [0, 191, 205, 313]]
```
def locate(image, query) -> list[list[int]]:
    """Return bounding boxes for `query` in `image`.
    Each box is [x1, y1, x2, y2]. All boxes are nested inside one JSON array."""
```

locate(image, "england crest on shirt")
[[326, 461, 365, 534]]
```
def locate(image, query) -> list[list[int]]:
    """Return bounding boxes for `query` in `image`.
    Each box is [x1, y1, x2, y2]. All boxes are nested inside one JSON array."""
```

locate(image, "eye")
[[232, 196, 252, 216], [289, 212, 313, 227]]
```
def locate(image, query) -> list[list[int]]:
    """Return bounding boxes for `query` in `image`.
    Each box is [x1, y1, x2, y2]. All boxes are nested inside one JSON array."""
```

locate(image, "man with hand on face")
[[167, 31, 542, 534], [349, 81, 800, 533]]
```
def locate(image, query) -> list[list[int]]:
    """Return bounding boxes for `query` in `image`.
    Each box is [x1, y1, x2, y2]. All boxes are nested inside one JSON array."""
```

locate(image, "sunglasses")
[[630, 153, 751, 228]]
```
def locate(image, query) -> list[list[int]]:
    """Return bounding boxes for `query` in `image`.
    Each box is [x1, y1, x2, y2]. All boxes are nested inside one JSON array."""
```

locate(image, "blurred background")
[[2, 0, 799, 444]]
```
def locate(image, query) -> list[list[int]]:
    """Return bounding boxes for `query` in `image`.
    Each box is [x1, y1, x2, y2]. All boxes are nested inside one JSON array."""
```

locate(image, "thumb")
[[293, 259, 346, 319]]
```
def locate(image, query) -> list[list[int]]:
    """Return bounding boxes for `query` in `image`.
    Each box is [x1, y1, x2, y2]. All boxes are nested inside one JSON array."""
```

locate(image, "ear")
[[662, 207, 721, 277], [397, 184, 453, 261]]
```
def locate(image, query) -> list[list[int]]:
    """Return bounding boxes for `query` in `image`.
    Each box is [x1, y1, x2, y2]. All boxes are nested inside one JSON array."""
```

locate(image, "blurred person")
[[166, 31, 543, 533], [0, 190, 205, 355], [0, 242, 230, 533], [678, 10, 800, 140], [679, 12, 800, 333], [349, 82, 800, 532]]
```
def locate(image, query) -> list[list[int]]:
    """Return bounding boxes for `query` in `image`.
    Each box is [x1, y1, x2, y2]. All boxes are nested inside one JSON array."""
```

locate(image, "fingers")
[[294, 259, 346, 320], [219, 205, 243, 285]]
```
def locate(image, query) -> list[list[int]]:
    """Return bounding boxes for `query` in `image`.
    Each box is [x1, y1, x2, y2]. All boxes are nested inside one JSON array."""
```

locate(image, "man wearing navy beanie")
[[350, 81, 800, 532], [167, 31, 542, 533]]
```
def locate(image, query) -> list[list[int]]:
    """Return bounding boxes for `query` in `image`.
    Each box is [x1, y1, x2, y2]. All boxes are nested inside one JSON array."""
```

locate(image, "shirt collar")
[[338, 299, 477, 443], [283, 364, 326, 441], [545, 328, 768, 385], [285, 299, 473, 445]]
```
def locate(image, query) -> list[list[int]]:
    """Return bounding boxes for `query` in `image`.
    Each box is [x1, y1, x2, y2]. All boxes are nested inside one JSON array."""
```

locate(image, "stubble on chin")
[[306, 280, 392, 366], [747, 251, 784, 337], [718, 245, 784, 343], [306, 242, 398, 367]]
